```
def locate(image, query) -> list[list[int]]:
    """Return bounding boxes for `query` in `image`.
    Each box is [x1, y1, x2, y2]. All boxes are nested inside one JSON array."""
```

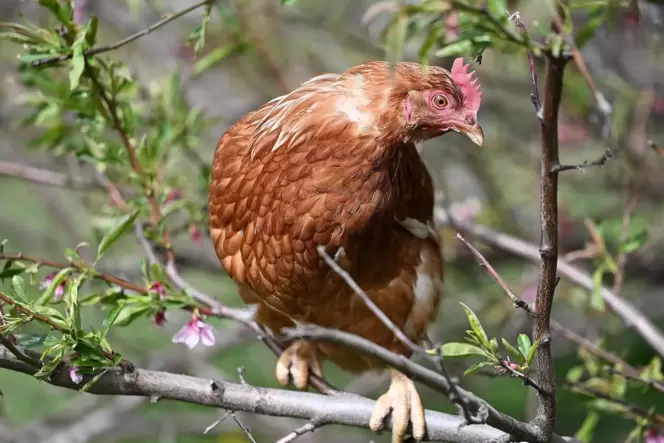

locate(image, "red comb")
[[451, 57, 482, 116]]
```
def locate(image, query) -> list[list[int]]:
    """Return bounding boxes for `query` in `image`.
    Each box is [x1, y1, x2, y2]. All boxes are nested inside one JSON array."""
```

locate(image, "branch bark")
[[0, 344, 562, 443]]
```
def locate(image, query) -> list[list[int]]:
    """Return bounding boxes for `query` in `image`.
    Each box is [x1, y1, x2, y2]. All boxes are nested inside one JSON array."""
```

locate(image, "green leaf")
[[14, 333, 49, 348], [69, 45, 85, 91], [66, 274, 85, 331], [11, 275, 27, 303], [110, 303, 151, 327], [464, 361, 493, 376], [489, 338, 499, 355], [574, 4, 605, 48], [435, 39, 473, 58], [192, 43, 245, 75], [590, 266, 606, 312], [574, 410, 600, 443], [501, 338, 522, 362], [436, 342, 486, 357], [486, 0, 507, 21], [84, 16, 98, 46], [36, 267, 74, 306], [0, 261, 24, 283], [385, 12, 408, 68], [526, 339, 540, 366], [101, 303, 124, 338], [96, 210, 140, 259], [80, 368, 109, 392], [459, 302, 490, 349], [517, 334, 532, 360], [620, 227, 648, 254]]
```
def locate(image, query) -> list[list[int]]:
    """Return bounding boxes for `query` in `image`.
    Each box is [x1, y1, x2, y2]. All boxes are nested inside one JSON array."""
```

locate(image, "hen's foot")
[[370, 369, 426, 443], [275, 340, 323, 390]]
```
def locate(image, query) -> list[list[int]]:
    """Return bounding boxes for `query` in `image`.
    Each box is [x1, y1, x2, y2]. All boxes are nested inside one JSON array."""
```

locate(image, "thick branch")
[[0, 344, 544, 443], [530, 53, 565, 439], [280, 326, 573, 443]]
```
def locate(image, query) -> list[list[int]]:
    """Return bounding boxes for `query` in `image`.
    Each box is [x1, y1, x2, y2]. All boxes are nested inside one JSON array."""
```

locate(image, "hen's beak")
[[459, 123, 484, 147]]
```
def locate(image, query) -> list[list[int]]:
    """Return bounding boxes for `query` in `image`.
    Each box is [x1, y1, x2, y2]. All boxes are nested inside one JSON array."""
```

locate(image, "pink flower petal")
[[53, 284, 65, 302], [183, 331, 201, 349], [172, 322, 196, 345], [199, 325, 215, 347], [70, 367, 83, 384]]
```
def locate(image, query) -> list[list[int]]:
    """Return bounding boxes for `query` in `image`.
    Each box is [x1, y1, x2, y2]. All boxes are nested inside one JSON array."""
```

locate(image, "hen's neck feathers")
[[247, 61, 452, 161]]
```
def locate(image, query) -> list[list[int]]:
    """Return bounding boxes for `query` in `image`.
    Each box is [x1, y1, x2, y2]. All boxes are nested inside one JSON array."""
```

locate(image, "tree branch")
[[280, 325, 577, 443], [0, 343, 564, 443], [29, 0, 215, 67], [441, 216, 664, 359], [0, 161, 104, 190]]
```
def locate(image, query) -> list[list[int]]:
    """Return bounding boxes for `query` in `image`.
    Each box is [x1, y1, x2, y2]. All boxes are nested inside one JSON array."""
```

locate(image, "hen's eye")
[[431, 94, 448, 109]]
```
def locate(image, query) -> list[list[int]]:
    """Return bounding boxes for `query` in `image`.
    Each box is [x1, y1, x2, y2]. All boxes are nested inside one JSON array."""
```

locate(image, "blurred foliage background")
[[0, 0, 664, 442]]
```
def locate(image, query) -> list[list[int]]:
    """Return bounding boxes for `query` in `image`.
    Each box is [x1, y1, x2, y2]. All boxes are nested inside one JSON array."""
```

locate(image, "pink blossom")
[[69, 366, 83, 384], [445, 11, 459, 41], [646, 429, 664, 443], [164, 189, 182, 205], [40, 272, 66, 302], [558, 121, 589, 143], [72, 0, 89, 24], [149, 281, 166, 299], [449, 197, 482, 223], [152, 309, 167, 327], [189, 223, 201, 244], [172, 315, 215, 349]]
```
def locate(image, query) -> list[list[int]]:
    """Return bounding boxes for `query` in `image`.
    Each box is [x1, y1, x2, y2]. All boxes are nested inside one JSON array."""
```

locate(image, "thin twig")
[[551, 149, 613, 172], [567, 381, 664, 427], [0, 161, 103, 190], [317, 246, 419, 353], [509, 11, 542, 120], [230, 413, 257, 443], [203, 411, 232, 434], [276, 419, 327, 443], [549, 11, 612, 129], [455, 233, 534, 315], [0, 252, 146, 294], [498, 359, 544, 393], [29, 0, 214, 67], [86, 65, 175, 263]]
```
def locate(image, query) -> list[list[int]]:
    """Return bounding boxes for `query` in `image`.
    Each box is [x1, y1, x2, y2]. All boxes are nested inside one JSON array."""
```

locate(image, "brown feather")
[[208, 61, 451, 372]]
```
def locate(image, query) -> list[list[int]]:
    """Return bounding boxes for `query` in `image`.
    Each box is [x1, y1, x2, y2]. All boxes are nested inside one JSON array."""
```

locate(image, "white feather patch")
[[396, 217, 439, 244], [404, 247, 443, 337]]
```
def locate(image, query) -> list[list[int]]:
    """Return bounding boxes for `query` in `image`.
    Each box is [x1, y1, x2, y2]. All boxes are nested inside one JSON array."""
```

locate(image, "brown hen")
[[208, 58, 483, 442]]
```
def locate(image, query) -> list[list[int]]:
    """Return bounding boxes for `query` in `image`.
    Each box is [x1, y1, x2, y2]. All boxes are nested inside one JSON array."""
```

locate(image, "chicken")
[[208, 58, 483, 442]]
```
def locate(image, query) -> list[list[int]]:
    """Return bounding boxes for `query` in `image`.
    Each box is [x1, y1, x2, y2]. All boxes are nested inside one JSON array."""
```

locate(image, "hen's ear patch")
[[451, 58, 481, 115]]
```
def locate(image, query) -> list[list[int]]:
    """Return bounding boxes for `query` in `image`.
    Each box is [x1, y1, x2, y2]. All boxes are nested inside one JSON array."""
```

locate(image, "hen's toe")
[[275, 340, 323, 390], [370, 369, 425, 443]]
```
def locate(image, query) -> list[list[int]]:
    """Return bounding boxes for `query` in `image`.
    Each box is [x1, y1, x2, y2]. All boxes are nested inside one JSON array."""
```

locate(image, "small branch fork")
[[509, 11, 612, 175]]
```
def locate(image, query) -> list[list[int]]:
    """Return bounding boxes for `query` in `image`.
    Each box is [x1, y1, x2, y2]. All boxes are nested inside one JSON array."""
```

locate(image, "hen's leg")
[[370, 368, 426, 443], [275, 340, 323, 390]]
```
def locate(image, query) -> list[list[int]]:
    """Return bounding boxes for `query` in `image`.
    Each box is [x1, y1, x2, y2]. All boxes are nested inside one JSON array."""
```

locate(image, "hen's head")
[[373, 58, 484, 146]]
